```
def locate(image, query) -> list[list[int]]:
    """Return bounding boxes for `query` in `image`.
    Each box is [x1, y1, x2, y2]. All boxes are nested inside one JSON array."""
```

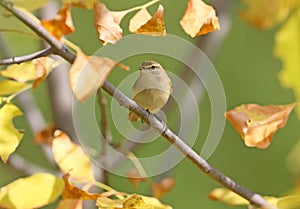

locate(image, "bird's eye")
[[151, 65, 156, 70]]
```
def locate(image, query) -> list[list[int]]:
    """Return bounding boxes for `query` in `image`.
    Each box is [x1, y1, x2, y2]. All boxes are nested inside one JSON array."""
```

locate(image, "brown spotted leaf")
[[180, 0, 220, 37], [129, 4, 166, 36], [41, 3, 74, 40], [225, 103, 295, 149]]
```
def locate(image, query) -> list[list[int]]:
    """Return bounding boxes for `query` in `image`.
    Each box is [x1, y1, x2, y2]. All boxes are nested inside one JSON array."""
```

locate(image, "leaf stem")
[[122, 0, 160, 14]]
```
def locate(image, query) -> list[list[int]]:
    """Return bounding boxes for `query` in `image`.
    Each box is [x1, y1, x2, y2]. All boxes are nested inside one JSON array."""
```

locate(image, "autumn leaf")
[[62, 0, 97, 9], [225, 103, 295, 149], [126, 169, 147, 189], [0, 57, 55, 88], [0, 102, 23, 163], [0, 80, 30, 96], [94, 2, 125, 45], [208, 188, 249, 205], [129, 4, 166, 36], [41, 3, 74, 40], [96, 194, 172, 209], [69, 48, 128, 102], [274, 8, 300, 119], [180, 0, 220, 37], [52, 130, 94, 181], [152, 177, 175, 199], [62, 173, 101, 200], [34, 124, 56, 145], [240, 0, 299, 29], [0, 173, 64, 209]]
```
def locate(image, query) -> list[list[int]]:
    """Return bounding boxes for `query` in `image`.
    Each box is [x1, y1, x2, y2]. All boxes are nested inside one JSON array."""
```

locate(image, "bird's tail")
[[128, 111, 139, 122]]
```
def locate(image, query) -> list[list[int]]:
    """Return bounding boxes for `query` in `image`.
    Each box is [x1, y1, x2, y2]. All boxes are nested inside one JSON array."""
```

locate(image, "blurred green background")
[[1, 0, 300, 209]]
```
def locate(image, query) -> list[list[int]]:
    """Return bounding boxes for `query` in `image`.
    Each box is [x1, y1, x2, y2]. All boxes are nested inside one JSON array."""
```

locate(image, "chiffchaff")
[[128, 60, 173, 121]]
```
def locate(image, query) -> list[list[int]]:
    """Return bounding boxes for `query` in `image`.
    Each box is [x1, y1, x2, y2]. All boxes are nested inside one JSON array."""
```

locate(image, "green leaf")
[[0, 173, 64, 209], [0, 80, 29, 96], [0, 102, 23, 163], [274, 8, 300, 118]]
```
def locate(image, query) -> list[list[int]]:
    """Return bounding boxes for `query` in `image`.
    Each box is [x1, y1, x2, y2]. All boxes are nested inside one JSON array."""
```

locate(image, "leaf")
[[0, 103, 23, 163], [0, 57, 55, 88], [274, 8, 300, 119], [12, 0, 49, 11], [34, 124, 56, 145], [152, 178, 175, 199], [96, 194, 172, 209], [62, 173, 101, 200], [94, 2, 124, 45], [52, 130, 94, 181], [129, 5, 166, 36], [0, 173, 64, 209], [240, 0, 299, 29], [0, 80, 30, 96], [62, 0, 97, 9], [208, 188, 249, 205], [180, 0, 220, 37], [41, 3, 75, 40], [126, 169, 147, 189], [69, 48, 128, 102], [225, 103, 295, 149]]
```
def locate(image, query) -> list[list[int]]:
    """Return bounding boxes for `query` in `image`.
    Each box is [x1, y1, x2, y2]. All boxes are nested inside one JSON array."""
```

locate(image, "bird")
[[128, 60, 173, 122]]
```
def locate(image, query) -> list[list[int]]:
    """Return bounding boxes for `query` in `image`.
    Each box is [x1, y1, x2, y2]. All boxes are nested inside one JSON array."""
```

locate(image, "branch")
[[0, 47, 53, 65], [0, 1, 277, 208]]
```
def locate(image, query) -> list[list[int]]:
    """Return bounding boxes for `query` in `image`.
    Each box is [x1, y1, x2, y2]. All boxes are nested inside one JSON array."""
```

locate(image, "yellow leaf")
[[129, 5, 166, 36], [0, 103, 23, 163], [0, 80, 29, 96], [180, 0, 220, 37], [225, 103, 295, 149], [274, 8, 300, 119], [0, 173, 64, 209], [41, 3, 75, 40], [94, 2, 124, 45], [12, 0, 49, 11], [69, 48, 128, 102], [52, 130, 94, 181], [96, 194, 172, 209], [0, 57, 54, 87], [208, 188, 249, 205], [62, 0, 97, 9], [277, 196, 300, 209], [240, 0, 299, 29], [62, 173, 101, 200]]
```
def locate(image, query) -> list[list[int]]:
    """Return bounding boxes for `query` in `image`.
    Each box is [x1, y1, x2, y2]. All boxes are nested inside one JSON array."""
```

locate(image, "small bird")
[[128, 60, 173, 121]]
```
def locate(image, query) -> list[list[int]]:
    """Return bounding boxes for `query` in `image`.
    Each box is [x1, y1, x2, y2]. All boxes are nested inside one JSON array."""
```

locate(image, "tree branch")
[[0, 1, 277, 208], [0, 46, 53, 65]]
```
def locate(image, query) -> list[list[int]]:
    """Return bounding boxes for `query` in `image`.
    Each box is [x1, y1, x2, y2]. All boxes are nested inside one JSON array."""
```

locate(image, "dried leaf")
[[129, 4, 166, 36], [62, 173, 101, 200], [180, 0, 220, 37], [225, 103, 295, 149], [69, 48, 128, 102], [0, 80, 30, 96], [240, 0, 299, 29], [152, 178, 175, 199], [34, 124, 56, 145], [41, 3, 74, 40], [126, 169, 147, 189], [274, 8, 300, 119], [62, 0, 97, 9], [0, 103, 23, 163], [52, 130, 94, 181], [208, 188, 249, 205], [0, 173, 64, 209], [0, 57, 55, 88], [96, 194, 172, 209], [94, 2, 125, 45]]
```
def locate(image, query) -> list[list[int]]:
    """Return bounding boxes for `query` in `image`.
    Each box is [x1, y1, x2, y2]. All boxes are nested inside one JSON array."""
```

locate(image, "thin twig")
[[97, 89, 112, 184], [0, 1, 277, 208], [0, 46, 53, 65]]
